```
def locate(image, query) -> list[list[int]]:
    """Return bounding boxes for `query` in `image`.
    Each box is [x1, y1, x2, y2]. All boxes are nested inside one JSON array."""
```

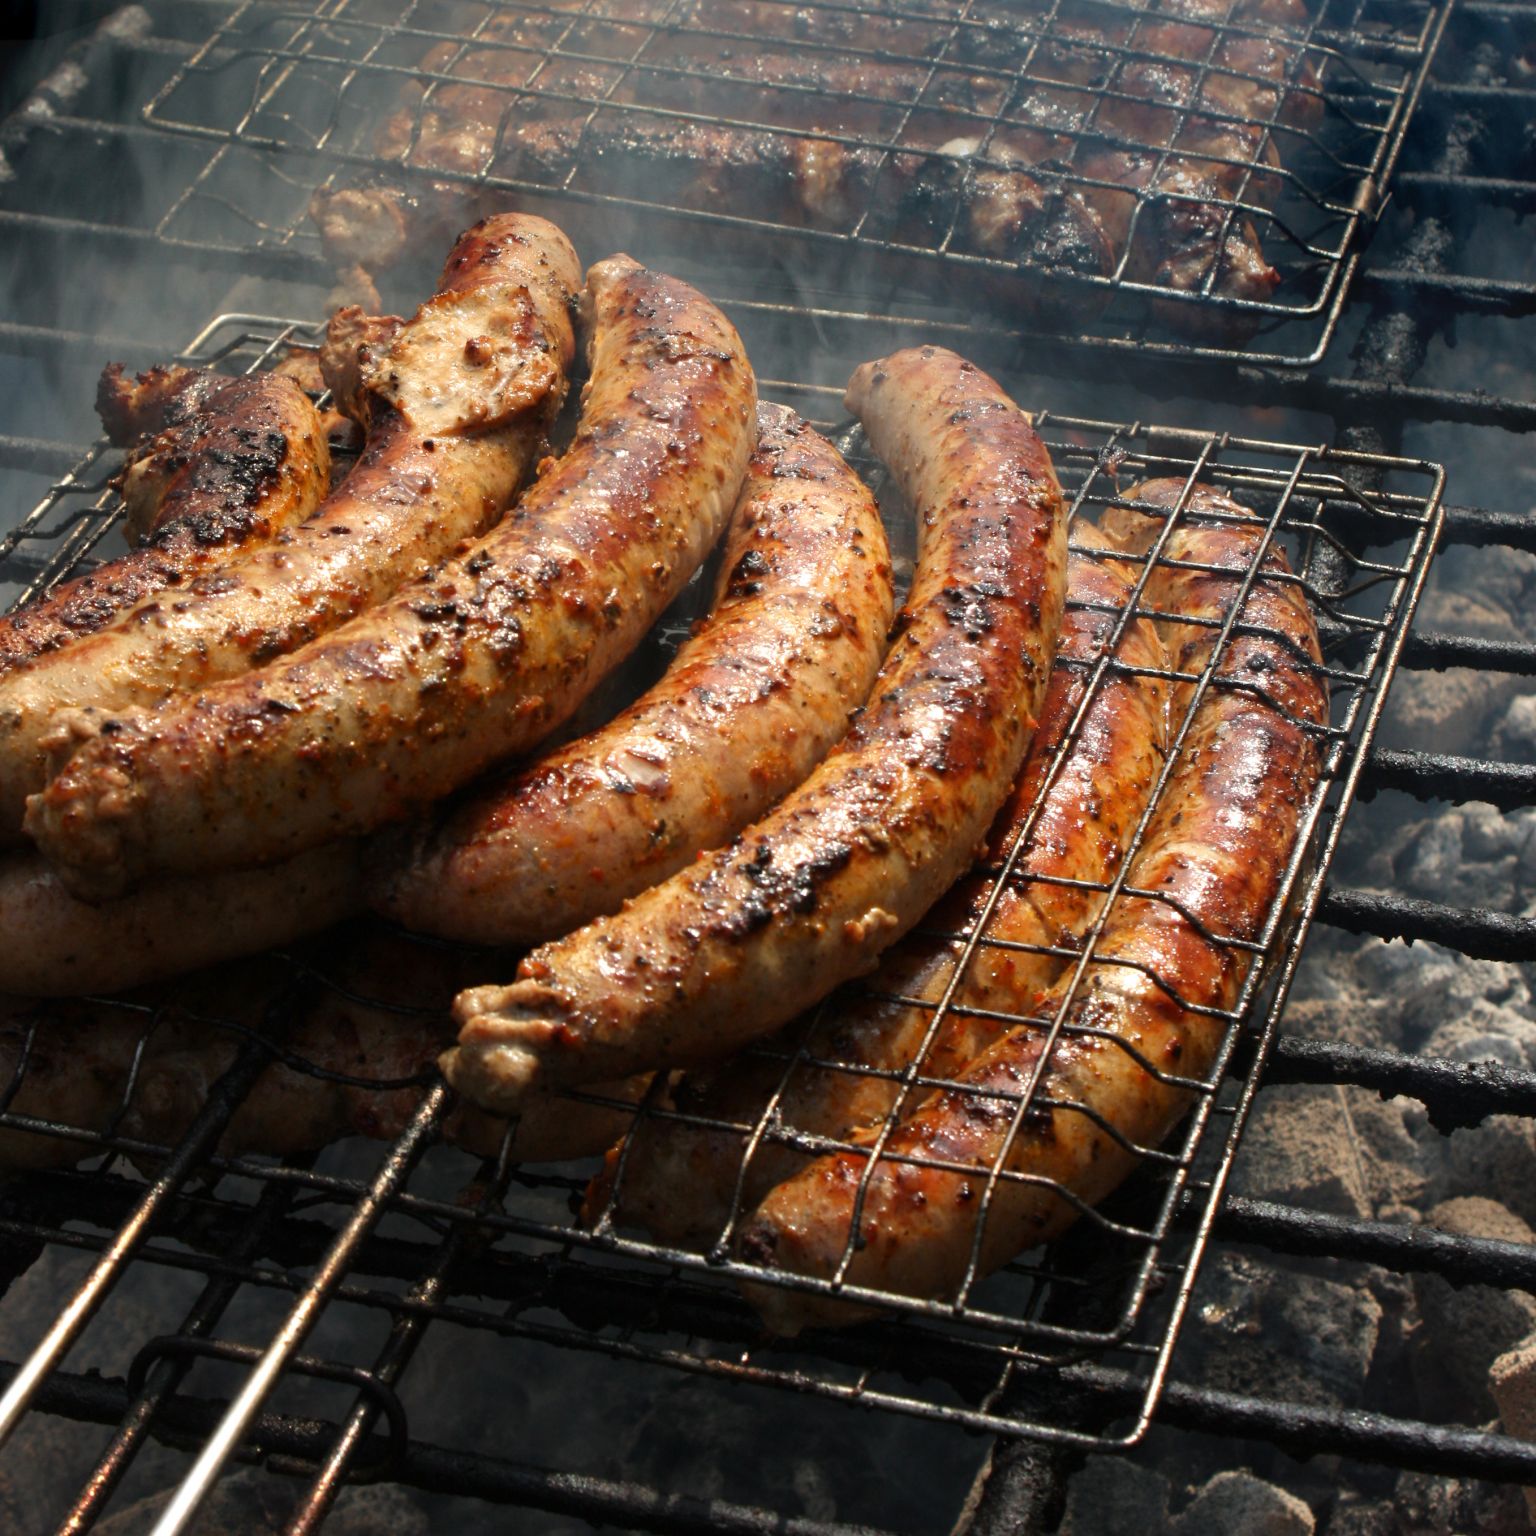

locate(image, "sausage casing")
[[372, 402, 893, 944], [0, 844, 361, 998], [0, 368, 330, 681], [28, 255, 756, 895], [737, 481, 1326, 1332], [589, 529, 1169, 1245], [0, 215, 580, 839], [447, 346, 1067, 1111]]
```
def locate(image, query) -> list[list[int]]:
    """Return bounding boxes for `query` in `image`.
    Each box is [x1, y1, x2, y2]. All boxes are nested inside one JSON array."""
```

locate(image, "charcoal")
[[94, 1466, 431, 1535], [1491, 695, 1536, 763], [1057, 1455, 1171, 1536], [1431, 1116, 1536, 1229], [1393, 957, 1534, 1054], [1410, 1198, 1536, 1419], [1231, 1084, 1371, 1219], [1185, 1252, 1382, 1409], [1425, 1005, 1536, 1072], [1392, 1466, 1530, 1534], [1490, 1334, 1536, 1524], [1169, 1470, 1315, 1536], [1374, 668, 1523, 755], [1324, 1497, 1398, 1536]]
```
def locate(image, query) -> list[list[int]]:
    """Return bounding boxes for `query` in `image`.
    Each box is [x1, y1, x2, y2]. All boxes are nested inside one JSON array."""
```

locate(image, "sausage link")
[[736, 480, 1326, 1332], [0, 844, 361, 997], [372, 402, 893, 944], [28, 256, 756, 896], [588, 530, 1168, 1246], [0, 369, 330, 680], [0, 214, 580, 838], [447, 345, 1067, 1111]]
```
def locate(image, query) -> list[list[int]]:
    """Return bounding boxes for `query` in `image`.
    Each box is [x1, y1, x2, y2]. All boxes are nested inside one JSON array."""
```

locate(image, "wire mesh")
[[0, 308, 1445, 1525], [139, 0, 1450, 367]]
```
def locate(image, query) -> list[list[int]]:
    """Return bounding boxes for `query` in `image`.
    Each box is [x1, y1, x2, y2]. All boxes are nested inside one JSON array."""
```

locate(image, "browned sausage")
[[0, 843, 361, 997], [0, 214, 580, 838], [0, 367, 330, 679], [27, 255, 756, 897], [446, 345, 1067, 1112], [736, 480, 1326, 1332], [371, 402, 893, 945], [587, 528, 1169, 1246]]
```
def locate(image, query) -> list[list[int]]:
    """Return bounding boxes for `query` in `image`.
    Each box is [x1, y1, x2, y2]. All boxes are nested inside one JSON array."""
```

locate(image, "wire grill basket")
[[0, 313, 1443, 1528], [142, 0, 1449, 368]]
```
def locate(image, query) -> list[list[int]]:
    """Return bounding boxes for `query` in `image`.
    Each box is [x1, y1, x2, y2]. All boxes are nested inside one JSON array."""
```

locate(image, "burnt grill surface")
[[0, 0, 1531, 1533]]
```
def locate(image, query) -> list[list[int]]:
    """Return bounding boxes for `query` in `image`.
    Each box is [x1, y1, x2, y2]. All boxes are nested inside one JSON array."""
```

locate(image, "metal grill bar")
[[1360, 746, 1536, 809], [2, 1363, 902, 1536], [0, 1031, 279, 1448], [1317, 884, 1536, 959]]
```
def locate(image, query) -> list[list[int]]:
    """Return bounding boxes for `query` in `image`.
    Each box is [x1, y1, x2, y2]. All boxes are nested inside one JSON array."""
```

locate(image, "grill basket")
[[0, 312, 1444, 1532], [141, 0, 1451, 367]]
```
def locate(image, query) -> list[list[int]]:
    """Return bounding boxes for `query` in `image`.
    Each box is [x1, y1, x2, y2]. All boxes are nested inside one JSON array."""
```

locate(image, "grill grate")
[[0, 312, 1444, 1529], [0, 1, 1530, 1531], [138, 0, 1450, 366]]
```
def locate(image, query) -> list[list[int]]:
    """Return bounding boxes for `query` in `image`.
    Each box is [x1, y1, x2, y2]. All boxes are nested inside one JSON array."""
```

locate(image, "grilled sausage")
[[28, 256, 756, 897], [0, 214, 580, 837], [307, 0, 1315, 339], [736, 479, 1326, 1333], [588, 529, 1170, 1246], [372, 402, 894, 945], [0, 843, 361, 997], [0, 368, 330, 680], [446, 345, 1067, 1111]]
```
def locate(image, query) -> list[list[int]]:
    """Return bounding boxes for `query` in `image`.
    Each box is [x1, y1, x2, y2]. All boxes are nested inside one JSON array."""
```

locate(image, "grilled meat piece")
[[587, 529, 1170, 1247], [0, 934, 646, 1176], [0, 215, 580, 842], [446, 345, 1066, 1111], [0, 368, 329, 680], [29, 255, 756, 896], [737, 479, 1326, 1333], [0, 843, 361, 997], [373, 402, 894, 945], [308, 0, 1318, 338]]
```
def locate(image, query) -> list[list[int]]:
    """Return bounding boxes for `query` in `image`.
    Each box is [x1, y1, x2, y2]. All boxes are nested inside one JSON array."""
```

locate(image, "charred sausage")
[[446, 345, 1067, 1111], [736, 480, 1326, 1332], [28, 255, 756, 896], [588, 529, 1169, 1246], [0, 214, 580, 836], [372, 402, 893, 944], [0, 367, 330, 679]]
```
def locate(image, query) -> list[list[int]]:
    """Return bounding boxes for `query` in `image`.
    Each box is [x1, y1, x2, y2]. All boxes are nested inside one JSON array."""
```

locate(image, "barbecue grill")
[[0, 1, 1533, 1532]]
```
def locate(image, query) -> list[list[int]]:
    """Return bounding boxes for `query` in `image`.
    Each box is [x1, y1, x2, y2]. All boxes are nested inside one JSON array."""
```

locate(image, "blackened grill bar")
[[0, 0, 1531, 1532]]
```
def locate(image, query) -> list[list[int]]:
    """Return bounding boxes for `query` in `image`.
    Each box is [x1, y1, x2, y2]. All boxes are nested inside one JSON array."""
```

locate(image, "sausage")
[[446, 345, 1067, 1111], [0, 843, 361, 997], [371, 402, 894, 945], [0, 367, 330, 679], [27, 255, 757, 897], [587, 529, 1169, 1246], [736, 480, 1327, 1333], [0, 214, 580, 837]]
